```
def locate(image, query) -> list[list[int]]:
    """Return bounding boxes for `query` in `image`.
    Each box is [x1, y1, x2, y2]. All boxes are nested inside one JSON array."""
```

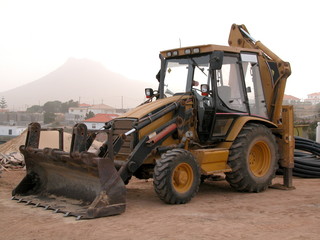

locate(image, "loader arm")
[[102, 100, 194, 183]]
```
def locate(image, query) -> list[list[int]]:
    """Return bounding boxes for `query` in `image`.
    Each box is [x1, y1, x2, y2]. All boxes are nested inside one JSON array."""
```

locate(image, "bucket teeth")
[[12, 122, 127, 220], [64, 212, 71, 217]]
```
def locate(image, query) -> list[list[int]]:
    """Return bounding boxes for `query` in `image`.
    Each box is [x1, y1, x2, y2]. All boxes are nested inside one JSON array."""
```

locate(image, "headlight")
[[184, 49, 191, 54], [193, 48, 200, 54], [172, 51, 178, 56], [145, 88, 154, 98]]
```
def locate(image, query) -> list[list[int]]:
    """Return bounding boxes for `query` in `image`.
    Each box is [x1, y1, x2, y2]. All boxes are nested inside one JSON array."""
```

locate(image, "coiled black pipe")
[[278, 137, 320, 178]]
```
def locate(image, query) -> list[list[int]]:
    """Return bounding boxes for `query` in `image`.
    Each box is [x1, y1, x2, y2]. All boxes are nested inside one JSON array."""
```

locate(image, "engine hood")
[[118, 95, 190, 120]]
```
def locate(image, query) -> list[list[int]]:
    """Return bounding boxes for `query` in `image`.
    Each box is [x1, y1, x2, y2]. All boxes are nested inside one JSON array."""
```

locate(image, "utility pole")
[[121, 96, 124, 109]]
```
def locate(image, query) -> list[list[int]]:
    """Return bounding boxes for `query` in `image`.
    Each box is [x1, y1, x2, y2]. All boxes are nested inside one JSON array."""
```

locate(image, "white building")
[[0, 125, 26, 137], [305, 92, 320, 105], [82, 113, 118, 130], [88, 104, 116, 114], [283, 94, 300, 105], [68, 107, 89, 121], [66, 103, 116, 122]]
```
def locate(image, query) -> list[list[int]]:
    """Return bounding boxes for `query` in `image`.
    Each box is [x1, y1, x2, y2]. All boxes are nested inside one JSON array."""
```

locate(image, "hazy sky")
[[1, 0, 319, 99]]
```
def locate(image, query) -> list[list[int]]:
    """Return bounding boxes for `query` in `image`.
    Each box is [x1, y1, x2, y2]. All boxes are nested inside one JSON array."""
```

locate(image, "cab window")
[[216, 56, 247, 113]]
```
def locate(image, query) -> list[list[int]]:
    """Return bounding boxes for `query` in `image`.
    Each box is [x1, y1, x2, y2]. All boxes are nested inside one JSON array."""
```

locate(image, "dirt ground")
[[0, 170, 319, 240]]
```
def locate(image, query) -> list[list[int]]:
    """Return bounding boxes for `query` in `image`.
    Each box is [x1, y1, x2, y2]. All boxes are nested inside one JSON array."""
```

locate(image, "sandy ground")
[[0, 170, 319, 240]]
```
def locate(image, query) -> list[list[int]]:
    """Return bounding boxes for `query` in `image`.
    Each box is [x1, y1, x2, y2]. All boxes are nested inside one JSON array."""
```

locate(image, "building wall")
[[67, 107, 90, 122], [0, 112, 43, 126], [306, 93, 320, 105], [89, 108, 116, 114], [68, 106, 117, 121], [83, 122, 105, 130], [0, 125, 26, 136]]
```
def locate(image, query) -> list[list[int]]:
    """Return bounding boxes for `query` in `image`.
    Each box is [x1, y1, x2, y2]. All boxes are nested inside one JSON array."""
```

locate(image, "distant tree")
[[44, 112, 56, 124], [316, 103, 320, 118], [307, 121, 317, 141], [41, 99, 79, 124], [0, 97, 7, 109], [61, 99, 79, 113], [85, 111, 95, 120], [26, 105, 43, 113], [41, 100, 78, 113], [43, 101, 62, 113]]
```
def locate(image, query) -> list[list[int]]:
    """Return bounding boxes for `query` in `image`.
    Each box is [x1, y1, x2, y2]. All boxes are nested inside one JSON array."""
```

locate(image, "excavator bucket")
[[12, 122, 126, 220]]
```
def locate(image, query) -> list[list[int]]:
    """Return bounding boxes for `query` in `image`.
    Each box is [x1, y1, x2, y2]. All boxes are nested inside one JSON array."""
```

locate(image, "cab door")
[[210, 54, 249, 140], [240, 53, 268, 118]]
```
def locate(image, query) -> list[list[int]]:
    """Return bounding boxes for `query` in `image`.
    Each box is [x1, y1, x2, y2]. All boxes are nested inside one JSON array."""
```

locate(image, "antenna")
[[179, 38, 181, 48], [121, 96, 124, 109]]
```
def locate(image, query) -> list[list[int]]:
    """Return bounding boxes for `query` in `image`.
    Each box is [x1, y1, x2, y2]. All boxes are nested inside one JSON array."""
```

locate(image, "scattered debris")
[[0, 152, 25, 175]]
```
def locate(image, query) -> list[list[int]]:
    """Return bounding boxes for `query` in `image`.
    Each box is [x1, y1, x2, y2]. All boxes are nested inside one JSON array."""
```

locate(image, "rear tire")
[[225, 123, 278, 192], [153, 149, 200, 204]]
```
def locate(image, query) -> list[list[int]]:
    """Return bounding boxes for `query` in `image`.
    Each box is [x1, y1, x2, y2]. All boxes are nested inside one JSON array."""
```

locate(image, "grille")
[[112, 118, 136, 159]]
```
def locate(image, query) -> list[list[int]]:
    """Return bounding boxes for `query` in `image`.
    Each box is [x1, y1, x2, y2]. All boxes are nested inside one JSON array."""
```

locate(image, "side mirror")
[[145, 88, 154, 98], [210, 51, 224, 70], [156, 70, 160, 82]]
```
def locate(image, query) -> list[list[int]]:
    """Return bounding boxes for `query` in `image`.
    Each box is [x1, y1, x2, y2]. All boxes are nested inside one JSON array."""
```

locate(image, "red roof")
[[83, 113, 118, 123], [308, 92, 320, 96], [79, 103, 92, 107], [283, 94, 300, 101]]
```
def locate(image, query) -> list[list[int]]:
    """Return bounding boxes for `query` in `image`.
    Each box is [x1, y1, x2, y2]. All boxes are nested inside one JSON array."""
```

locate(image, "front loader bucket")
[[12, 123, 126, 220]]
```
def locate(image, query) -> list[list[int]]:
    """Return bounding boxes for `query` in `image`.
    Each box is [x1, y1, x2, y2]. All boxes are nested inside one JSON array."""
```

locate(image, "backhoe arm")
[[229, 24, 294, 189], [228, 24, 291, 123]]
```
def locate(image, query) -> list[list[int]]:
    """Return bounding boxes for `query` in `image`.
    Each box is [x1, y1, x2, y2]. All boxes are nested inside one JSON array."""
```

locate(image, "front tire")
[[153, 149, 201, 204], [225, 123, 278, 192]]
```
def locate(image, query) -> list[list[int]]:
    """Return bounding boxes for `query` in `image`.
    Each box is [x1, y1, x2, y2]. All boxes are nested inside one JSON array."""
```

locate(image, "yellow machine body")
[[12, 24, 294, 219]]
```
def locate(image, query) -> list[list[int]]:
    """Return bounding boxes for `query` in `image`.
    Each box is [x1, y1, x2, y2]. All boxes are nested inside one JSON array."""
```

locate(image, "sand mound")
[[0, 130, 102, 154], [0, 131, 27, 154]]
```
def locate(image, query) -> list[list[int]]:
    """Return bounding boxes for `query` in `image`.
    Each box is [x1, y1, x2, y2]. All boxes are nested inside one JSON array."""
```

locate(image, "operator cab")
[[153, 45, 268, 143]]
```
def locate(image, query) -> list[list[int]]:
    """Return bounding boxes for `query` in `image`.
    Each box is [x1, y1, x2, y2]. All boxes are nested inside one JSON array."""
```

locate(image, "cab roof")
[[160, 44, 261, 59]]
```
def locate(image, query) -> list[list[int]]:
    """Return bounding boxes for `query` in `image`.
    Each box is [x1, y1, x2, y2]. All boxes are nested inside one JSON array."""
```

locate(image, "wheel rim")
[[172, 163, 194, 193], [249, 141, 271, 177]]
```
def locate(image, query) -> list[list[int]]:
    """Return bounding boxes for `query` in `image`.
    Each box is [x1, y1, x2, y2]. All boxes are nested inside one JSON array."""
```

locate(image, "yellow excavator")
[[12, 24, 294, 219]]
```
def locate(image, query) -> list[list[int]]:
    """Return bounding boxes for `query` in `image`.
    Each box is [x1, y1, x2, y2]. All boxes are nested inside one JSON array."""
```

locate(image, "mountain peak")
[[64, 58, 104, 67], [1, 59, 147, 110]]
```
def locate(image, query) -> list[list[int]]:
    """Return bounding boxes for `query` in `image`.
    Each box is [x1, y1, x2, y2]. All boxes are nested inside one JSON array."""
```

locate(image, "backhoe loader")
[[12, 24, 294, 219]]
